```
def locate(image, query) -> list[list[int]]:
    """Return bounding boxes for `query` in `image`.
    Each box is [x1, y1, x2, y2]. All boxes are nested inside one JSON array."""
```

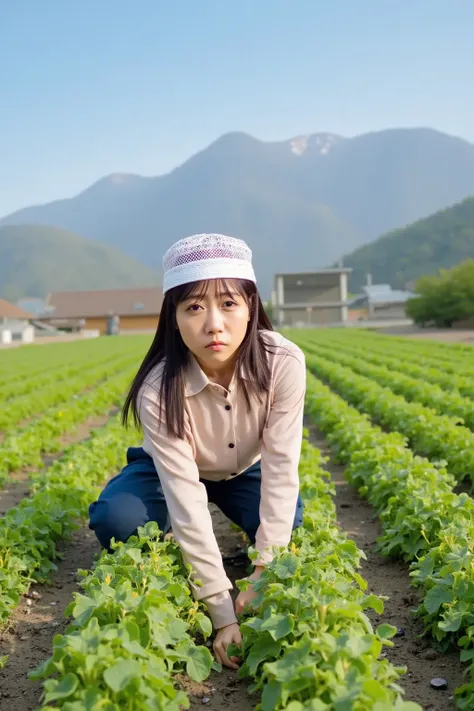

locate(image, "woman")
[[89, 233, 306, 669]]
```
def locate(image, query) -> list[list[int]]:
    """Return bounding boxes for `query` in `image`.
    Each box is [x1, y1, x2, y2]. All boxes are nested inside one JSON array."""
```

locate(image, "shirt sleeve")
[[138, 384, 237, 630], [255, 347, 306, 565]]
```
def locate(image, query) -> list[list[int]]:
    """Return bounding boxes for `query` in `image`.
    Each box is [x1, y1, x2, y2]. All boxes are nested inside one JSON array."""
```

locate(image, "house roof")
[[44, 287, 163, 319], [276, 268, 352, 277], [0, 299, 33, 319], [350, 284, 415, 307], [16, 297, 48, 317], [364, 284, 415, 304]]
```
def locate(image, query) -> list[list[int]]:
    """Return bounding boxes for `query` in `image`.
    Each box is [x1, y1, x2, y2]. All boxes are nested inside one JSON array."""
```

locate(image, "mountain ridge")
[[0, 224, 159, 301], [340, 195, 474, 291], [2, 126, 474, 296]]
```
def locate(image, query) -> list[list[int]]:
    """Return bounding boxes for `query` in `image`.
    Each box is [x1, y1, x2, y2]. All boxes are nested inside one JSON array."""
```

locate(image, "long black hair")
[[122, 278, 274, 439]]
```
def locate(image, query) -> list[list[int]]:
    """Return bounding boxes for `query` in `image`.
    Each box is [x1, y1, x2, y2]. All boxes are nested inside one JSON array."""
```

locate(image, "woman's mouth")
[[206, 341, 227, 351]]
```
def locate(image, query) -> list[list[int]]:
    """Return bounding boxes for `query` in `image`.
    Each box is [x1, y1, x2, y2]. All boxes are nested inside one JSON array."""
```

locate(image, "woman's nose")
[[205, 308, 224, 332]]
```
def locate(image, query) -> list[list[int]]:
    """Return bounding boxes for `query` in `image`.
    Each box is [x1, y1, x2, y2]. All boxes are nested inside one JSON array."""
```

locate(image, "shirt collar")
[[184, 354, 209, 396], [184, 352, 249, 397]]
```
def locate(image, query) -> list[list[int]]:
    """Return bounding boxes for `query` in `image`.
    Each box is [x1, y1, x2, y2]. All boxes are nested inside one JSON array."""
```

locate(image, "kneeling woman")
[[89, 233, 306, 669]]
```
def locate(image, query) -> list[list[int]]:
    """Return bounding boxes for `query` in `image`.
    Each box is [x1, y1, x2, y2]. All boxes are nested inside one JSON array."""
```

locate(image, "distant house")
[[0, 299, 35, 344], [16, 297, 48, 317], [273, 268, 352, 327], [39, 287, 163, 335], [349, 283, 415, 321]]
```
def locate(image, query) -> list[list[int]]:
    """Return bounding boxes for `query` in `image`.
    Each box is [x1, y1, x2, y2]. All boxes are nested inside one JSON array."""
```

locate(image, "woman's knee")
[[88, 492, 150, 550]]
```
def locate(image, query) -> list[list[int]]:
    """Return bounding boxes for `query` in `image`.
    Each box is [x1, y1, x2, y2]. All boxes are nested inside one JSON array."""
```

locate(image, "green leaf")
[[272, 554, 299, 579], [363, 678, 391, 700], [246, 634, 281, 675], [365, 594, 384, 614], [424, 586, 454, 614], [439, 611, 464, 632], [125, 548, 142, 563], [103, 659, 141, 692], [392, 702, 424, 711], [186, 645, 212, 682], [376, 623, 398, 640], [194, 612, 212, 638], [261, 613, 294, 640], [43, 673, 79, 703], [122, 640, 148, 657], [261, 679, 284, 711], [71, 594, 95, 624]]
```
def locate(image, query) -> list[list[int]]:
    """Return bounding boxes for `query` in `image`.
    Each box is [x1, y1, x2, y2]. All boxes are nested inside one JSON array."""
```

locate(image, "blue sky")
[[1, 0, 473, 216]]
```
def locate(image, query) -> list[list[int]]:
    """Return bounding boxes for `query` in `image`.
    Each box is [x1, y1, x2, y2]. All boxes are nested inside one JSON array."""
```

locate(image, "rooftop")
[[276, 268, 352, 277], [0, 299, 33, 320], [350, 284, 415, 306], [43, 286, 163, 320]]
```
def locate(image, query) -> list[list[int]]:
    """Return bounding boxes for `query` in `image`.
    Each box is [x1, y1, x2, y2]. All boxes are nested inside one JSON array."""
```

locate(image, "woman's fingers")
[[213, 639, 242, 669], [213, 640, 239, 669]]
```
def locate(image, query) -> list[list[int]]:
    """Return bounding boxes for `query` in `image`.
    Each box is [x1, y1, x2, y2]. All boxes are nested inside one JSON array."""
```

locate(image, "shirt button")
[[231, 472, 238, 477], [228, 443, 235, 448], [225, 404, 231, 410]]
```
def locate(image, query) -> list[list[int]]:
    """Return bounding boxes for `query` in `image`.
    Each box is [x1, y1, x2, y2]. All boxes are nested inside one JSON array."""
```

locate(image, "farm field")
[[0, 331, 473, 710]]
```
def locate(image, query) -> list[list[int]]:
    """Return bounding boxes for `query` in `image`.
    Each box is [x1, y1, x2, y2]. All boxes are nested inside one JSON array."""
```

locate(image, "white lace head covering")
[[162, 233, 256, 293]]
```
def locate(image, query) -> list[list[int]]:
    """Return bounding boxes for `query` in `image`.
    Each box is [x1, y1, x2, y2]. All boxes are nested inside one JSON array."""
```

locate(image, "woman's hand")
[[235, 565, 264, 616], [213, 622, 242, 670]]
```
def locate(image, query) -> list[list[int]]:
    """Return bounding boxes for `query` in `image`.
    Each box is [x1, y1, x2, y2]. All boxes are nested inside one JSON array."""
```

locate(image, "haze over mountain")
[[0, 225, 159, 302], [2, 127, 474, 296], [340, 196, 474, 292]]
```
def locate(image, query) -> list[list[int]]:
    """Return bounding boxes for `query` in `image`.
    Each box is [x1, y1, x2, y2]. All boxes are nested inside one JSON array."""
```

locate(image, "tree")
[[406, 259, 474, 327]]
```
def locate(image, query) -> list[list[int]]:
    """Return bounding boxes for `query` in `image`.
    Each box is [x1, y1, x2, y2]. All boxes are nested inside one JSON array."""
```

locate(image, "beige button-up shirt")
[[138, 330, 306, 629]]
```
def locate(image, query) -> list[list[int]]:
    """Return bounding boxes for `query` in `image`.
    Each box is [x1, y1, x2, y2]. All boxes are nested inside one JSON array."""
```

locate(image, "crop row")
[[0, 344, 143, 405], [0, 336, 147, 393], [303, 368, 474, 709], [294, 344, 474, 485], [296, 332, 474, 400], [234, 435, 418, 711], [0, 415, 140, 626], [0, 362, 138, 486], [30, 432, 419, 710], [302, 340, 474, 430], [0, 351, 139, 431], [323, 329, 474, 371]]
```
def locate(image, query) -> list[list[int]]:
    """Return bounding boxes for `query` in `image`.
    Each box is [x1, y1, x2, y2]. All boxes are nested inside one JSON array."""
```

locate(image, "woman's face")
[[175, 279, 250, 372]]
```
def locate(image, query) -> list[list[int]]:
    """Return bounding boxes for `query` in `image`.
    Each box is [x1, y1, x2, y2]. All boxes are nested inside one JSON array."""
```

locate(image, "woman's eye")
[[187, 304, 202, 312], [223, 300, 237, 308]]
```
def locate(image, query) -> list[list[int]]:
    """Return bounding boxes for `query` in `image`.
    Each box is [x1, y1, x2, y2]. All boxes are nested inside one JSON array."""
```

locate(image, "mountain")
[[340, 196, 474, 292], [2, 128, 474, 296], [0, 225, 159, 301]]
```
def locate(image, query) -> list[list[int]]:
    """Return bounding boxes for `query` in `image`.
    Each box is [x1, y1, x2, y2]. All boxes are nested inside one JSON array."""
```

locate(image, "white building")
[[273, 268, 352, 327], [0, 299, 35, 344]]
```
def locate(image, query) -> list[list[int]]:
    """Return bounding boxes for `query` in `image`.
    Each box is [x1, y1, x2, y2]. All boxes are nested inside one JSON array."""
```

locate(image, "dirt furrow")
[[0, 504, 255, 711], [0, 525, 100, 710], [186, 504, 256, 710], [0, 411, 116, 517], [308, 425, 465, 711]]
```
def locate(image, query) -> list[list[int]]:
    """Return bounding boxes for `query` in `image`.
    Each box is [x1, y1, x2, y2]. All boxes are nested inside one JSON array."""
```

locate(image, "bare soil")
[[0, 472, 32, 515], [2, 420, 466, 711], [0, 505, 256, 711], [0, 412, 116, 517], [0, 525, 101, 710], [380, 326, 474, 344], [308, 425, 466, 711], [185, 504, 257, 710]]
